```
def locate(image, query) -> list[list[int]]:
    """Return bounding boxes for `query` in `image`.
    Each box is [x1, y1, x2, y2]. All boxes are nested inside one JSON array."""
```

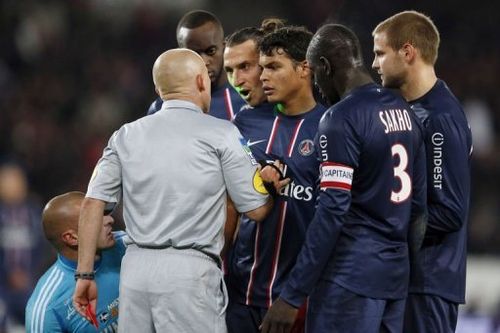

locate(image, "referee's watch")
[[74, 271, 95, 281]]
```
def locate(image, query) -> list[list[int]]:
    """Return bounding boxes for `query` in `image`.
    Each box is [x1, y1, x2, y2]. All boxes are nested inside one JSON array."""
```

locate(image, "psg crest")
[[298, 139, 314, 156]]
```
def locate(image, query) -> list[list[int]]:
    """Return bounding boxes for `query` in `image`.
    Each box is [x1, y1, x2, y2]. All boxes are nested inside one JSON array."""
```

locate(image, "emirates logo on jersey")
[[298, 139, 314, 156]]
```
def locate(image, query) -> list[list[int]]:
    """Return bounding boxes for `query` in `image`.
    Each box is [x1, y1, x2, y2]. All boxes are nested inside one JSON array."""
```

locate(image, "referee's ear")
[[61, 229, 79, 247], [196, 73, 208, 93]]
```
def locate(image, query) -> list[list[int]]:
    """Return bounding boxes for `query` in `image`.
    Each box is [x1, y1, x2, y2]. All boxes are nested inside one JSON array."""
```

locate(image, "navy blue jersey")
[[408, 79, 472, 304], [280, 83, 427, 307], [229, 102, 326, 308], [147, 82, 245, 121]]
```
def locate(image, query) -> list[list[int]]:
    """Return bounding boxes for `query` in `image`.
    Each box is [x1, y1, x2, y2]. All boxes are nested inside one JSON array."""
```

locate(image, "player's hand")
[[73, 279, 98, 324], [260, 297, 298, 333], [259, 160, 291, 194]]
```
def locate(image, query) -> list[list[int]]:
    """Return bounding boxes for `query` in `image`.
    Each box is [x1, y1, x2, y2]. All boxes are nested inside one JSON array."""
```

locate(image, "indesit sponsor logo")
[[431, 132, 444, 189]]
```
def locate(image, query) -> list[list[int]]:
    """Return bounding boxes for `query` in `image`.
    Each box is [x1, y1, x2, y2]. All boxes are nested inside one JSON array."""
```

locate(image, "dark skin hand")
[[260, 297, 298, 333]]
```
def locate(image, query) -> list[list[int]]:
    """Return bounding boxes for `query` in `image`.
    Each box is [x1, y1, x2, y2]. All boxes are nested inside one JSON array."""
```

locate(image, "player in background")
[[147, 10, 245, 120], [372, 11, 472, 333], [261, 23, 427, 333], [224, 26, 326, 333], [222, 18, 285, 259], [26, 191, 126, 333]]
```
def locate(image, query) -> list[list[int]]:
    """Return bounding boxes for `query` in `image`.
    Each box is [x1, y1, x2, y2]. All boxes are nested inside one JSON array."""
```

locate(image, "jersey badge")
[[298, 139, 314, 156]]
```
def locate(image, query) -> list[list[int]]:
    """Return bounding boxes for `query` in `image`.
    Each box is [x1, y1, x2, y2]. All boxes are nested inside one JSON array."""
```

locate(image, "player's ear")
[[61, 229, 78, 247], [319, 56, 332, 76], [299, 60, 311, 78], [399, 43, 416, 63]]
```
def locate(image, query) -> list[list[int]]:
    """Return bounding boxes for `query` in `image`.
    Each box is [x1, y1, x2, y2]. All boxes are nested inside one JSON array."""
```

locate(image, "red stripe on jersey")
[[320, 181, 352, 191], [266, 201, 288, 307], [287, 119, 305, 157], [265, 116, 280, 154], [245, 222, 262, 305], [224, 88, 235, 120]]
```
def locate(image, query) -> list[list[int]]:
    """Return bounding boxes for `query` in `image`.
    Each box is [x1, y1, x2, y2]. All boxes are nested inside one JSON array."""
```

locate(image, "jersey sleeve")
[[408, 128, 428, 254], [86, 130, 122, 210], [280, 108, 360, 307], [425, 113, 470, 235], [219, 124, 269, 213], [26, 304, 64, 333]]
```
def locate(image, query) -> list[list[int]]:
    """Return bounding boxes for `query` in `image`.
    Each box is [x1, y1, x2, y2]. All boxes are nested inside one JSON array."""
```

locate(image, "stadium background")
[[0, 0, 498, 332]]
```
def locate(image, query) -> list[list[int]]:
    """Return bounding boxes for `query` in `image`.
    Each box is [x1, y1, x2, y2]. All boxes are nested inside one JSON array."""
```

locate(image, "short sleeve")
[[219, 124, 269, 212], [86, 130, 122, 207]]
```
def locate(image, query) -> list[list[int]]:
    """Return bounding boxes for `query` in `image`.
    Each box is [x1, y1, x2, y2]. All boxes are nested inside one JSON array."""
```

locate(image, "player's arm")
[[26, 305, 64, 333], [425, 113, 470, 235], [408, 126, 428, 256], [261, 110, 359, 333], [222, 195, 239, 258]]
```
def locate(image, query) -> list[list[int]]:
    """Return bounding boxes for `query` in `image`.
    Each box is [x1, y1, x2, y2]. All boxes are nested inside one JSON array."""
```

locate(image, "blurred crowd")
[[0, 0, 498, 330]]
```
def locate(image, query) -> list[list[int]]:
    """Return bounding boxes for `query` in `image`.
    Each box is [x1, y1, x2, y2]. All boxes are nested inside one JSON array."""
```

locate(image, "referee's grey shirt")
[[86, 99, 268, 258]]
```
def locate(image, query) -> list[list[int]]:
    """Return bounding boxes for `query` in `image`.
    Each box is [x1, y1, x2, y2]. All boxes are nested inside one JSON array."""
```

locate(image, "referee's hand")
[[73, 279, 98, 326], [260, 297, 298, 333]]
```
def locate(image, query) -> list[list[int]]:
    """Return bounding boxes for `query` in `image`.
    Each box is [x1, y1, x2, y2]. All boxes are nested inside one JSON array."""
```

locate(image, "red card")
[[86, 304, 99, 328]]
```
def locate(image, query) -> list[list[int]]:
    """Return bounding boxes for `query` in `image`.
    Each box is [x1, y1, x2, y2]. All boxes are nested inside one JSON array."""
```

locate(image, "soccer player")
[[147, 10, 245, 120], [25, 191, 126, 333], [73, 49, 283, 333], [225, 26, 326, 333], [372, 11, 472, 332], [261, 24, 427, 333]]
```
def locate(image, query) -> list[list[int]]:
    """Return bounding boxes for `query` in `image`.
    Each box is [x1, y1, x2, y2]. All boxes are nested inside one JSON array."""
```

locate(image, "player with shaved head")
[[73, 48, 283, 332], [26, 191, 126, 332]]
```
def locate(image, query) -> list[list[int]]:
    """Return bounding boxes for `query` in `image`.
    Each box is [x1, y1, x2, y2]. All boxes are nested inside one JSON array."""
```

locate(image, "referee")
[[73, 49, 280, 333]]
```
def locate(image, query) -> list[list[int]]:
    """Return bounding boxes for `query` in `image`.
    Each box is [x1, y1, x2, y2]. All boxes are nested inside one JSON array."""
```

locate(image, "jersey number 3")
[[391, 144, 411, 203]]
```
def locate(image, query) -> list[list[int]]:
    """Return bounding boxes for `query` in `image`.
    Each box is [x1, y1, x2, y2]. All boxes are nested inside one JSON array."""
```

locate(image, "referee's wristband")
[[74, 271, 95, 281]]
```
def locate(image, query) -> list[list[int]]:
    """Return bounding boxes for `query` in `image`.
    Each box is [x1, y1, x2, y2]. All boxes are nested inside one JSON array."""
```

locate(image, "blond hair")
[[373, 10, 440, 65]]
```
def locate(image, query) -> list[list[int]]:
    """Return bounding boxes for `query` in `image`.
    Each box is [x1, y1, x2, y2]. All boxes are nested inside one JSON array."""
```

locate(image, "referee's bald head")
[[152, 48, 211, 113]]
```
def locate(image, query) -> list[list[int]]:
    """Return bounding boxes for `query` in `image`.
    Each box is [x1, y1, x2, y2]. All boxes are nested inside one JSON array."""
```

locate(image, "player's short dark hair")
[[372, 10, 440, 65], [176, 10, 223, 44], [259, 26, 313, 63], [225, 18, 286, 48], [309, 24, 364, 66]]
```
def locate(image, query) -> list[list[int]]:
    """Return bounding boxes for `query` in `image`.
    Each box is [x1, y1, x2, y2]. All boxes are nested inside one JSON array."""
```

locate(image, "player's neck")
[[214, 72, 228, 91], [61, 247, 101, 263], [281, 86, 316, 116], [401, 64, 437, 102], [341, 69, 373, 97]]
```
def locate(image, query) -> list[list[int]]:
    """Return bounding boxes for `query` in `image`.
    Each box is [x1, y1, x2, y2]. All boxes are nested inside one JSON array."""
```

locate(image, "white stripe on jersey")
[[31, 267, 59, 332], [32, 268, 63, 332], [224, 88, 235, 120], [245, 222, 262, 305], [266, 201, 288, 307], [265, 116, 280, 154], [287, 119, 305, 157]]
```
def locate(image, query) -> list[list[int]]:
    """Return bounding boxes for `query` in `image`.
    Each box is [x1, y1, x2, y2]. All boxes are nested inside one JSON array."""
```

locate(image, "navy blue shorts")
[[226, 300, 267, 333], [403, 294, 458, 333], [307, 280, 405, 333]]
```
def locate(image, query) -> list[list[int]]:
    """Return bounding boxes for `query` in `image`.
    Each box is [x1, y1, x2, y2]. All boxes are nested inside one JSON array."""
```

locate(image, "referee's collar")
[[160, 99, 204, 114]]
